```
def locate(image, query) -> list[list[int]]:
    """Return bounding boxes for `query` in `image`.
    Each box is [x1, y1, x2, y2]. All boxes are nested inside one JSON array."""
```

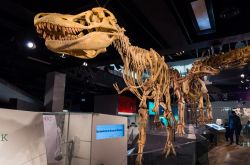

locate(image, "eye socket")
[[73, 17, 88, 26], [104, 12, 110, 17], [37, 14, 47, 19], [62, 18, 67, 20]]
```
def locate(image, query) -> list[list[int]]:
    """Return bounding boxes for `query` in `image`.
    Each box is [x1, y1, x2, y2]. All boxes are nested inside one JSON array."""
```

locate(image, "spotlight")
[[82, 62, 88, 66], [240, 73, 245, 78], [26, 41, 36, 49]]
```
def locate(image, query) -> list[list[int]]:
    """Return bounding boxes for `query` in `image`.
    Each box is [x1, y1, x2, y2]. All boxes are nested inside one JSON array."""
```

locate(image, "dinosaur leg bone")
[[176, 96, 185, 136], [205, 93, 213, 122], [163, 111, 176, 157], [198, 95, 205, 124], [136, 95, 149, 165], [162, 90, 176, 157], [175, 87, 185, 136]]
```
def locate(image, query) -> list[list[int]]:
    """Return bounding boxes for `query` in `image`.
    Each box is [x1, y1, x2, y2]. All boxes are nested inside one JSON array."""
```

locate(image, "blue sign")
[[96, 124, 124, 140], [206, 124, 225, 131]]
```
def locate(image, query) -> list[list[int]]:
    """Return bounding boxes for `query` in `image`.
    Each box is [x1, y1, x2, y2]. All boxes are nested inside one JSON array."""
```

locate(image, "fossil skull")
[[191, 60, 220, 75], [34, 7, 119, 58]]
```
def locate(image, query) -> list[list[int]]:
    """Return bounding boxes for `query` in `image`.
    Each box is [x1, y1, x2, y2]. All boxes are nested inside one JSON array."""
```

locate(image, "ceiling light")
[[26, 41, 36, 49], [240, 73, 245, 78], [191, 0, 211, 30]]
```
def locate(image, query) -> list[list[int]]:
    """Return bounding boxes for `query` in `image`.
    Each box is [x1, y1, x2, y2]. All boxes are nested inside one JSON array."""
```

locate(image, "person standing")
[[224, 119, 230, 141], [229, 111, 242, 145]]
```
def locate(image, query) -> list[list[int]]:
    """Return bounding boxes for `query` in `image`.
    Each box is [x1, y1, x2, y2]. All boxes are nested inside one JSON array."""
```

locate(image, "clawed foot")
[[162, 143, 176, 158], [175, 124, 185, 136], [162, 148, 170, 158], [197, 117, 206, 125], [135, 154, 143, 165]]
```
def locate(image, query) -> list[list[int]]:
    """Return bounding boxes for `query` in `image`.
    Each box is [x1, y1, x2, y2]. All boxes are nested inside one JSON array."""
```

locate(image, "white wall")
[[0, 108, 47, 165]]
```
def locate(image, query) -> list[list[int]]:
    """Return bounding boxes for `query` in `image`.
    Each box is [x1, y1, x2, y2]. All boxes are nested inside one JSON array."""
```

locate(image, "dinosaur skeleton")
[[34, 7, 250, 165], [34, 7, 175, 164], [112, 29, 176, 163], [170, 60, 220, 135]]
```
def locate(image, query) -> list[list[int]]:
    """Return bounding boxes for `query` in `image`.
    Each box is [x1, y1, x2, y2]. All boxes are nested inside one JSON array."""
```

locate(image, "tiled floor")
[[208, 138, 250, 165]]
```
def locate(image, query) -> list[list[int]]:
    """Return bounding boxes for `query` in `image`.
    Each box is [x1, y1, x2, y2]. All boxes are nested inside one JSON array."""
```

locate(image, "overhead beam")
[[160, 32, 250, 55]]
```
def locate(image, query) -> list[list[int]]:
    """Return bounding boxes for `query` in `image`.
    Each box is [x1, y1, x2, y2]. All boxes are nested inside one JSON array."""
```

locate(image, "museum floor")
[[128, 126, 250, 165], [208, 138, 250, 165]]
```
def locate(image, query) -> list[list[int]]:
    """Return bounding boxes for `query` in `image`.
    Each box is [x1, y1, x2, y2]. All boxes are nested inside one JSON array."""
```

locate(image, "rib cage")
[[113, 32, 170, 98]]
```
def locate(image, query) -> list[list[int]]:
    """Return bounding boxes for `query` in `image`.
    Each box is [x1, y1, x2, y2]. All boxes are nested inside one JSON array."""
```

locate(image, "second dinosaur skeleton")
[[34, 7, 250, 164]]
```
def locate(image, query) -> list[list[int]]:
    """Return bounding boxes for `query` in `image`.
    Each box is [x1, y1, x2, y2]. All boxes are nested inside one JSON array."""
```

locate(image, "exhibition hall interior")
[[1, 0, 250, 164]]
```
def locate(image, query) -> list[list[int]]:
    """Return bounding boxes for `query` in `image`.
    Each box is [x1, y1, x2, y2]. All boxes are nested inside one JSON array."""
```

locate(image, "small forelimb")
[[113, 83, 129, 94], [113, 82, 143, 99]]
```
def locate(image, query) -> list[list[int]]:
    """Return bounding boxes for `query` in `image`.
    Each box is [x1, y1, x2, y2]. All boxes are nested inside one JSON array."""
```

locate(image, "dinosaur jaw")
[[35, 22, 118, 58], [201, 67, 220, 75], [34, 8, 119, 58], [44, 31, 116, 58]]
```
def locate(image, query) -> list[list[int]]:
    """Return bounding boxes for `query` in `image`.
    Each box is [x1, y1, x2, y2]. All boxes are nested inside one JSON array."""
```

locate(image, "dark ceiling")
[[1, 0, 250, 108]]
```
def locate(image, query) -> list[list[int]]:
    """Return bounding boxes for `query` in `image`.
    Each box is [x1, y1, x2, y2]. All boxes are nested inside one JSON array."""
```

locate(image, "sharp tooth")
[[62, 27, 66, 35], [43, 33, 46, 38], [52, 35, 55, 40], [47, 24, 51, 31], [68, 27, 71, 33], [54, 25, 57, 31], [68, 28, 72, 33]]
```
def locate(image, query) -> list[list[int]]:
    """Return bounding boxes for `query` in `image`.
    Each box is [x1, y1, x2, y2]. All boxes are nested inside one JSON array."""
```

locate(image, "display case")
[[0, 108, 127, 165]]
